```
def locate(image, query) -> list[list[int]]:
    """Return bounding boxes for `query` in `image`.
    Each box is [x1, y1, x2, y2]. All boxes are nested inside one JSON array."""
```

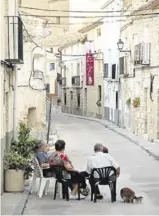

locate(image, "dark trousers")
[[69, 171, 87, 189], [43, 167, 55, 177], [80, 171, 100, 194]]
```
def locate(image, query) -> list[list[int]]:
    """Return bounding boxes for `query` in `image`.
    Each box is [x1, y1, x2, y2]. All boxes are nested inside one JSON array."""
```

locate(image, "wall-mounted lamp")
[[117, 39, 131, 54]]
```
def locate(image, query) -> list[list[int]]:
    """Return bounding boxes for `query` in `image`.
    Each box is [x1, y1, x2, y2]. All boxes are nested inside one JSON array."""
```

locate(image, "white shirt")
[[86, 152, 119, 176]]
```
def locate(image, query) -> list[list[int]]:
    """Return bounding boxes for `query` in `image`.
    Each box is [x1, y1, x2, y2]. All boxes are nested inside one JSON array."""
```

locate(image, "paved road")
[[23, 113, 159, 215]]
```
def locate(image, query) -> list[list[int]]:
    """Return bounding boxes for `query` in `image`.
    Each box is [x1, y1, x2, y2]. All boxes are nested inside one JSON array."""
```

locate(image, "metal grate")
[[5, 16, 23, 64]]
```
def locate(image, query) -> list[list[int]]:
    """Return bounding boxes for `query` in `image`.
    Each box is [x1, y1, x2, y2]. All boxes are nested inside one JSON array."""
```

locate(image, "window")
[[46, 84, 50, 93], [119, 57, 124, 74], [70, 91, 73, 100], [77, 63, 80, 76], [98, 85, 102, 101], [104, 63, 108, 78], [50, 63, 55, 71], [112, 64, 116, 79], [116, 91, 118, 109], [64, 92, 67, 105], [97, 28, 101, 37], [134, 43, 143, 65], [134, 43, 150, 65], [77, 93, 80, 107]]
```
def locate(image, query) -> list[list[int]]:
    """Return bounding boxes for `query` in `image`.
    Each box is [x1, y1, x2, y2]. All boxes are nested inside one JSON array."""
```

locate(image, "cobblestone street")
[[23, 113, 159, 215]]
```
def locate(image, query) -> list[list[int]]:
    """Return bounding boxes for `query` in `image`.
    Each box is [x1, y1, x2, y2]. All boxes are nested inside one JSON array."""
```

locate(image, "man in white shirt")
[[86, 143, 120, 199]]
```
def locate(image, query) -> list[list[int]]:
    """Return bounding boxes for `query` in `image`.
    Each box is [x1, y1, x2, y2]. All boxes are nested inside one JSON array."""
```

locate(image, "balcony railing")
[[5, 16, 23, 64], [72, 76, 80, 87]]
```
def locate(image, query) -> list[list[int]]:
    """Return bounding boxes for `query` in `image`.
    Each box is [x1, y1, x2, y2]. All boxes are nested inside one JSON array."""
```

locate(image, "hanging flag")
[[86, 53, 94, 86]]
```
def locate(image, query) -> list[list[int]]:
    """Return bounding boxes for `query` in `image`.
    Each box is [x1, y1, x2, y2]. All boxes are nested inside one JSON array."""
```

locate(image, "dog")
[[120, 187, 143, 203]]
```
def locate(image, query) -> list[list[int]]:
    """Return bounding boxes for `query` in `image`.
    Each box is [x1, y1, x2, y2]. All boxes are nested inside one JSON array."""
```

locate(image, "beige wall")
[[20, 0, 70, 47], [0, 0, 15, 193]]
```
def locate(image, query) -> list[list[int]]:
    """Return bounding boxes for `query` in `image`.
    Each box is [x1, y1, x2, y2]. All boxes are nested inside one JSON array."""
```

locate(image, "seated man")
[[50, 139, 89, 199], [86, 143, 120, 199], [35, 140, 54, 177]]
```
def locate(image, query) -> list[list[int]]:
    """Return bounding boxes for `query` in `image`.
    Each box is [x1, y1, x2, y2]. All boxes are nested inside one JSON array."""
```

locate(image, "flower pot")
[[5, 169, 25, 192]]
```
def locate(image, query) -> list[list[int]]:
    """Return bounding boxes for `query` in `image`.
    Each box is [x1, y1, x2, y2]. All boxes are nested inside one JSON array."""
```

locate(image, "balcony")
[[72, 76, 80, 87], [5, 16, 23, 64]]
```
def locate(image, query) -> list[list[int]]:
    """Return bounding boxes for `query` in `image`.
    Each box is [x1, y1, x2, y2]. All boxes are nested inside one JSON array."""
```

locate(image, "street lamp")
[[117, 39, 131, 54], [117, 39, 124, 51]]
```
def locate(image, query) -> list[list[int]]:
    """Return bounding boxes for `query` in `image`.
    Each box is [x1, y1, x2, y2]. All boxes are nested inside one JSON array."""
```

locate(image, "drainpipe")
[[13, 65, 17, 140], [12, 0, 18, 140]]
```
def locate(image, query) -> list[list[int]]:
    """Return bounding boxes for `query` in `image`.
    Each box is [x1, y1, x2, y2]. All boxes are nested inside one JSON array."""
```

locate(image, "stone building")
[[60, 21, 104, 118], [119, 0, 159, 142]]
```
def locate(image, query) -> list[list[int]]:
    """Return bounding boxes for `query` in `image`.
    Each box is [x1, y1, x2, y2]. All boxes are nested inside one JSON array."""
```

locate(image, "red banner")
[[86, 53, 94, 86]]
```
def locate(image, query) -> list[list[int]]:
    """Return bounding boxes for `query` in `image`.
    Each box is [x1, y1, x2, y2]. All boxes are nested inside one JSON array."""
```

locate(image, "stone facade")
[[120, 0, 159, 141]]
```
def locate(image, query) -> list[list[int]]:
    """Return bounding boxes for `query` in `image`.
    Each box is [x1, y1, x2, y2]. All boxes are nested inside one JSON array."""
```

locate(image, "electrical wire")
[[19, 6, 155, 13], [29, 46, 46, 91], [19, 12, 159, 18], [19, 14, 39, 47]]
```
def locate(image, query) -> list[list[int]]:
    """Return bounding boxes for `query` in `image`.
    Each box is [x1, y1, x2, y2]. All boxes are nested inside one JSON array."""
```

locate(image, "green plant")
[[132, 97, 140, 107], [126, 98, 131, 106], [4, 152, 29, 170], [11, 122, 38, 158], [10, 121, 39, 178]]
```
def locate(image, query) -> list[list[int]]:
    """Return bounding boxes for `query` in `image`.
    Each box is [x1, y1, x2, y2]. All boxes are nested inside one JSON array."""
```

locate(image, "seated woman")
[[49, 139, 89, 199], [35, 140, 55, 177]]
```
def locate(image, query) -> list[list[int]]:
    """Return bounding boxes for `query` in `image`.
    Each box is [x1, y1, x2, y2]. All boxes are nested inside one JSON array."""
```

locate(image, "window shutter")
[[119, 57, 124, 74], [142, 43, 150, 65], [104, 63, 108, 78]]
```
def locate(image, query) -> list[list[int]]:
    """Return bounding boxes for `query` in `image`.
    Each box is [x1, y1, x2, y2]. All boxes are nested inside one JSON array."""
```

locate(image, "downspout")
[[13, 66, 17, 140]]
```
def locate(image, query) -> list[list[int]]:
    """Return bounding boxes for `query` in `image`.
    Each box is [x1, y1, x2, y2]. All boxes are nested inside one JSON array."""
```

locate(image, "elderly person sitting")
[[50, 139, 89, 199], [86, 143, 120, 200], [35, 140, 54, 177]]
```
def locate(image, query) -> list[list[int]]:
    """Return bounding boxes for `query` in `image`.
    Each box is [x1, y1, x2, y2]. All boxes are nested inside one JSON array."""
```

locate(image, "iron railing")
[[5, 16, 23, 64]]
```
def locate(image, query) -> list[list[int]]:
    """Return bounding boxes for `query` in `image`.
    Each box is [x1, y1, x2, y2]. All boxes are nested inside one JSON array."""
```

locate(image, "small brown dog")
[[120, 187, 143, 203]]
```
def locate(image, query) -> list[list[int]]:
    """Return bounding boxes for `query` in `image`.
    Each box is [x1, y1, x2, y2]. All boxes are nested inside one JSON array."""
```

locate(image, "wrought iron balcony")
[[72, 76, 80, 87], [5, 16, 23, 64]]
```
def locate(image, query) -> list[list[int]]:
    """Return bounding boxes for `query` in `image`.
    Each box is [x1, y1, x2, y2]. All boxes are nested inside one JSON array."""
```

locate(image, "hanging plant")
[[126, 98, 131, 106], [132, 97, 140, 108]]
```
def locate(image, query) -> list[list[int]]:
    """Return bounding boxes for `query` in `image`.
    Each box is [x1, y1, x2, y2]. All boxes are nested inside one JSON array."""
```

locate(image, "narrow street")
[[23, 113, 159, 215]]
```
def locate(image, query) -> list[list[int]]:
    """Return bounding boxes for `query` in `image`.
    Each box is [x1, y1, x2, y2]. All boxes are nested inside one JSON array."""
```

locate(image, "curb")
[[60, 113, 159, 161], [12, 185, 31, 215]]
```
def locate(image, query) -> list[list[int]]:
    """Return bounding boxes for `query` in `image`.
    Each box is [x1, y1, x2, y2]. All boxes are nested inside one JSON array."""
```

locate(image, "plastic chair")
[[53, 166, 81, 201], [90, 166, 117, 203], [30, 157, 56, 198]]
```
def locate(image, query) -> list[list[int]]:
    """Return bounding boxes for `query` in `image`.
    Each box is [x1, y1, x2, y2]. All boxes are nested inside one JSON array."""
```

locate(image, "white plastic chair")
[[30, 157, 56, 198]]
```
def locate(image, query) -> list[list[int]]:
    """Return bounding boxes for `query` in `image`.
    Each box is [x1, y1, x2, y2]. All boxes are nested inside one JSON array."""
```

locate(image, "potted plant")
[[4, 152, 29, 192], [132, 97, 140, 107], [126, 98, 131, 107], [4, 121, 39, 191]]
